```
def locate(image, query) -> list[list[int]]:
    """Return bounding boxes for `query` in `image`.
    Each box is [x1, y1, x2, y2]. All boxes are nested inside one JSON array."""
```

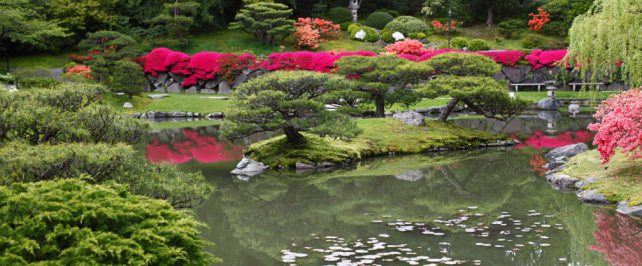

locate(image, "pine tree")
[[229, 2, 295, 45], [416, 53, 529, 122], [153, 0, 200, 42], [334, 55, 434, 118]]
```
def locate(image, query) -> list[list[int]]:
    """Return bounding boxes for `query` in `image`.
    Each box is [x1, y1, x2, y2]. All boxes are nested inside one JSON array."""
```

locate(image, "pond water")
[[134, 112, 642, 266]]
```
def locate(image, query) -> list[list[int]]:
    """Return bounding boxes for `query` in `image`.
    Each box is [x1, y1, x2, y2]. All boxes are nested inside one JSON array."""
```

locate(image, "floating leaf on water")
[[540, 236, 549, 239], [541, 224, 551, 228], [559, 258, 567, 261], [557, 227, 564, 230], [382, 215, 391, 218], [515, 244, 525, 247], [540, 243, 551, 247], [494, 245, 505, 248], [469, 206, 478, 209], [433, 232, 445, 236], [326, 236, 338, 239], [378, 234, 390, 238], [356, 249, 368, 254], [371, 220, 383, 223], [439, 242, 451, 246], [528, 210, 536, 212], [363, 213, 371, 215], [475, 213, 484, 216], [466, 228, 476, 233], [459, 210, 466, 212], [544, 215, 554, 218], [497, 239, 506, 242]]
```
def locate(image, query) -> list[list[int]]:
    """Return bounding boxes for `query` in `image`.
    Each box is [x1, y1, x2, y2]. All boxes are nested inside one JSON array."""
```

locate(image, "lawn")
[[0, 49, 82, 69], [514, 90, 618, 102], [100, 92, 232, 115]]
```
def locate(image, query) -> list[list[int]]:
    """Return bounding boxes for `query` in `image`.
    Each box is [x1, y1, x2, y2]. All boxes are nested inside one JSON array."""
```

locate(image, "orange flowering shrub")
[[64, 65, 92, 79], [528, 9, 550, 33], [384, 39, 432, 56], [293, 17, 341, 49]]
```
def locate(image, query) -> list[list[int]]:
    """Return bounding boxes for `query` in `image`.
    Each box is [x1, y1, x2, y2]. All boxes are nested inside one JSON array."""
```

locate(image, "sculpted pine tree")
[[565, 0, 642, 87], [229, 2, 295, 45], [224, 71, 362, 143], [334, 55, 434, 118], [153, 0, 200, 41], [417, 53, 529, 122]]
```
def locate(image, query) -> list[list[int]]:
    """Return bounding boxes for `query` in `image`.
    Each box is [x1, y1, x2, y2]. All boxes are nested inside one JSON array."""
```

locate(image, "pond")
[[134, 112, 642, 266]]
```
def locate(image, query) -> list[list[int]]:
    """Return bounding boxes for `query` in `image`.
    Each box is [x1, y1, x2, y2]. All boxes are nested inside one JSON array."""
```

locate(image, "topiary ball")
[[340, 22, 353, 31], [381, 29, 395, 43], [384, 16, 428, 36], [347, 24, 360, 34], [468, 39, 490, 51], [451, 37, 468, 49], [326, 7, 353, 24], [366, 12, 394, 30], [417, 33, 427, 39]]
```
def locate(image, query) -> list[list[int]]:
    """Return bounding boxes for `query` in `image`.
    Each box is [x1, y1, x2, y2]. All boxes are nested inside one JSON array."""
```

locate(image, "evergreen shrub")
[[0, 179, 217, 264], [381, 29, 395, 43], [498, 19, 524, 39], [366, 12, 394, 30], [347, 24, 360, 34], [384, 16, 428, 36], [468, 39, 490, 51], [451, 37, 468, 49], [522, 34, 546, 49], [326, 7, 353, 24], [19, 77, 61, 89], [340, 22, 353, 31], [350, 27, 380, 42]]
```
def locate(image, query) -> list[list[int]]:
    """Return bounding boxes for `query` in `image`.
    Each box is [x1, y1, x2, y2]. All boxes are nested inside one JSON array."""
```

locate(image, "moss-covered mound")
[[562, 149, 642, 207], [244, 118, 509, 168]]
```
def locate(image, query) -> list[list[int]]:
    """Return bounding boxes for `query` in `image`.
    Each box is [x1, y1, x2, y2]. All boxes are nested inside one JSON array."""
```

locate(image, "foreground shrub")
[[468, 39, 490, 51], [347, 24, 360, 34], [385, 39, 428, 55], [19, 77, 61, 89], [326, 7, 353, 24], [350, 27, 380, 42], [451, 37, 468, 49], [366, 12, 394, 29], [0, 179, 217, 264]]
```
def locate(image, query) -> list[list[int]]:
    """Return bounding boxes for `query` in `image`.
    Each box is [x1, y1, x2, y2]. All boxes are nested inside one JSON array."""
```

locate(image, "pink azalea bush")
[[588, 88, 642, 164], [524, 49, 568, 68], [384, 39, 432, 56], [293, 18, 340, 49]]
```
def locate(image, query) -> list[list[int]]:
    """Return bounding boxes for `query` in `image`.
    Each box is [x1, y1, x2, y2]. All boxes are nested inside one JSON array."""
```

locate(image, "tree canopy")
[[229, 2, 295, 45], [224, 70, 362, 143], [416, 53, 529, 122], [565, 0, 642, 87], [0, 0, 68, 49]]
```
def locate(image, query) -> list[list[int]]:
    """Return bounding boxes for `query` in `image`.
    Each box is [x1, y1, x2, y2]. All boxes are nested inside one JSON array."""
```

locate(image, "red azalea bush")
[[143, 48, 173, 75], [588, 88, 642, 164], [384, 39, 431, 56], [528, 9, 550, 33], [164, 51, 192, 75], [183, 52, 257, 86], [431, 20, 463, 34], [293, 18, 340, 49], [68, 54, 94, 64], [478, 51, 525, 66], [64, 65, 92, 79], [524, 49, 568, 68]]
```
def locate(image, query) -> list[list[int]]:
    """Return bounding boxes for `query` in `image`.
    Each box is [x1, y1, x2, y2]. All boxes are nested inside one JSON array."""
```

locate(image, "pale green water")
[[137, 113, 642, 265]]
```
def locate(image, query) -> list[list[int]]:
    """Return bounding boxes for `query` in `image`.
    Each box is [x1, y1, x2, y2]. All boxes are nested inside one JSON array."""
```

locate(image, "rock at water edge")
[[393, 110, 426, 126], [394, 170, 424, 182], [616, 201, 642, 218], [231, 158, 268, 176], [544, 143, 589, 162], [123, 102, 133, 108], [538, 98, 561, 110]]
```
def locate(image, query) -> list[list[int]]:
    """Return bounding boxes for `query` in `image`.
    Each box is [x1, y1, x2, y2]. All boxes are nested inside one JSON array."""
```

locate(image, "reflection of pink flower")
[[513, 131, 594, 149], [145, 129, 244, 164], [589, 211, 642, 265]]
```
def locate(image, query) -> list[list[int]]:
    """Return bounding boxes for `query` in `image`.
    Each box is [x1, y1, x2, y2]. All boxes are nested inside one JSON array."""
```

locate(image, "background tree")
[[0, 179, 219, 264], [334, 55, 434, 118], [111, 60, 147, 98], [153, 0, 200, 42], [0, 0, 68, 71], [78, 31, 137, 83], [46, 0, 120, 41], [224, 71, 361, 143], [416, 53, 529, 122], [565, 0, 642, 87], [229, 2, 295, 45]]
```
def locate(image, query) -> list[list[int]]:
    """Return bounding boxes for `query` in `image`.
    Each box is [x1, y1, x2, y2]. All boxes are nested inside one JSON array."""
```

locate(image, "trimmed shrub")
[[340, 22, 353, 31], [408, 32, 419, 39], [468, 39, 490, 51], [347, 24, 360, 34], [350, 27, 380, 42], [360, 46, 386, 53], [0, 179, 217, 264], [416, 33, 426, 39], [522, 34, 546, 49], [498, 19, 524, 39], [437, 43, 449, 49], [326, 7, 353, 24], [19, 77, 61, 89], [381, 29, 394, 43], [366, 12, 394, 30], [375, 8, 401, 18], [384, 16, 428, 36], [112, 60, 147, 98], [451, 37, 468, 49]]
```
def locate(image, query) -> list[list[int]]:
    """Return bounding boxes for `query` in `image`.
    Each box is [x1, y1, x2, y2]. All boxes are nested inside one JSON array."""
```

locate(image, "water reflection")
[[145, 128, 245, 164], [590, 210, 642, 265]]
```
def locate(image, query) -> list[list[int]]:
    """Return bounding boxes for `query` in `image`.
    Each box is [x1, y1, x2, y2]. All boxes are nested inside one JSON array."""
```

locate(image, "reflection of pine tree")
[[590, 211, 642, 265]]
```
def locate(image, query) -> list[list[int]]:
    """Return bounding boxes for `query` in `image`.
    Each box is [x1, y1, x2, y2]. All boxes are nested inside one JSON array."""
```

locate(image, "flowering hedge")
[[138, 48, 573, 87]]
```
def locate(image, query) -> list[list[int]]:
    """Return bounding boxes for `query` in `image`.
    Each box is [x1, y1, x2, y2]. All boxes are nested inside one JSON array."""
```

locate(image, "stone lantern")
[[348, 0, 360, 23], [545, 80, 557, 99], [537, 80, 561, 110]]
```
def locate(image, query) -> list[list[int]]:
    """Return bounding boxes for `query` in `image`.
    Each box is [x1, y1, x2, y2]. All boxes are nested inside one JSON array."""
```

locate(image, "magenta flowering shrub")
[[143, 48, 173, 76], [183, 52, 257, 86], [164, 51, 191, 75], [478, 51, 525, 66], [524, 49, 568, 68], [260, 51, 377, 72]]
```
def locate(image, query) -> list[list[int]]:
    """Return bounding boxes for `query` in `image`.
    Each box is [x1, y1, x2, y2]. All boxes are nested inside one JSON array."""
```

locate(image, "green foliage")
[[366, 12, 394, 30], [347, 24, 360, 34], [46, 0, 119, 41], [0, 0, 68, 49], [417, 33, 427, 39], [359, 45, 386, 53], [350, 27, 380, 42], [521, 34, 546, 49], [437, 43, 449, 49], [78, 31, 136, 53], [540, 21, 567, 37], [540, 0, 595, 37], [311, 2, 328, 19], [229, 3, 295, 45], [13, 67, 52, 80], [384, 16, 429, 36], [335, 55, 434, 117], [498, 19, 525, 39], [468, 39, 490, 51], [381, 29, 395, 43], [0, 179, 217, 264], [408, 32, 419, 39], [111, 60, 147, 98], [566, 0, 642, 87], [326, 7, 353, 24], [451, 37, 468, 49], [19, 77, 61, 89], [427, 52, 501, 77], [153, 0, 200, 42], [340, 22, 353, 31], [224, 71, 362, 143]]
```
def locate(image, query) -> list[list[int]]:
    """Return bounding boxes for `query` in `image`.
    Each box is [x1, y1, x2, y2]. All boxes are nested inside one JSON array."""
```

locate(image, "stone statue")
[[348, 0, 361, 23]]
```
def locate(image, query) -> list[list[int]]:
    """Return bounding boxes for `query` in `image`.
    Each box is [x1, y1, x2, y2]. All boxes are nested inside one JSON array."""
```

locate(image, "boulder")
[[140, 113, 147, 119], [545, 143, 589, 161], [219, 82, 232, 94], [170, 112, 185, 117], [200, 88, 216, 94], [502, 66, 523, 83], [187, 112, 193, 117], [384, 111, 393, 116], [533, 73, 547, 83], [537, 98, 561, 110], [575, 177, 598, 189], [185, 86, 198, 93], [546, 174, 579, 189], [145, 73, 157, 82], [415, 108, 428, 113], [233, 72, 249, 88], [577, 189, 609, 205], [153, 86, 166, 93], [169, 73, 187, 84], [147, 94, 169, 99], [230, 158, 269, 176], [546, 162, 564, 171], [393, 110, 425, 126], [155, 111, 167, 118], [607, 82, 629, 91], [147, 111, 155, 118], [205, 76, 224, 89], [493, 72, 506, 80], [519, 65, 533, 77], [295, 163, 315, 169], [394, 170, 424, 182], [164, 78, 174, 87], [166, 83, 182, 93], [123, 102, 133, 108], [568, 103, 581, 114], [616, 201, 642, 218], [156, 72, 169, 84]]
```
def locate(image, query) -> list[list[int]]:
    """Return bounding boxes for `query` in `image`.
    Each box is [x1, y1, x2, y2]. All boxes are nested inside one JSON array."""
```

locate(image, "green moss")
[[245, 118, 509, 167], [562, 149, 642, 207]]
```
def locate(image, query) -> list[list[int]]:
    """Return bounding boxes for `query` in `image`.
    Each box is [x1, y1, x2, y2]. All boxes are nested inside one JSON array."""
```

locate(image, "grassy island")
[[244, 118, 510, 168]]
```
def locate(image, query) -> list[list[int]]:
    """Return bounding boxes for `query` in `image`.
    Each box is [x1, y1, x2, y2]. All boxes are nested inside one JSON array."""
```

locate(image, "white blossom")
[[355, 30, 366, 40], [392, 32, 405, 41]]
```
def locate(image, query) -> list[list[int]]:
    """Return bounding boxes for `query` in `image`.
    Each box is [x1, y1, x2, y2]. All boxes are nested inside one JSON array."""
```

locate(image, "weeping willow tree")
[[565, 0, 642, 87]]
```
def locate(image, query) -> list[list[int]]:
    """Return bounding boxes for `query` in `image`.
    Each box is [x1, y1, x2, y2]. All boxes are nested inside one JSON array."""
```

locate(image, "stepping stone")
[[148, 94, 169, 99]]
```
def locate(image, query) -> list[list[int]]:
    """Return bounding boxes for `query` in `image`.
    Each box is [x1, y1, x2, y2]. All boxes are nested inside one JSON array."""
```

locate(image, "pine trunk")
[[486, 5, 494, 28], [438, 98, 459, 122], [374, 96, 385, 118], [283, 126, 303, 143]]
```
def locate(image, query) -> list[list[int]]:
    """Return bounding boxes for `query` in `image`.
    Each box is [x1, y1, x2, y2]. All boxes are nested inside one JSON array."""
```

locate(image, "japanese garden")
[[1, 0, 641, 264]]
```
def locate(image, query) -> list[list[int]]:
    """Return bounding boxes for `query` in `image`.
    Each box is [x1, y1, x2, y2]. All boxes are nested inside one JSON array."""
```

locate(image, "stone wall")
[[145, 65, 630, 94]]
